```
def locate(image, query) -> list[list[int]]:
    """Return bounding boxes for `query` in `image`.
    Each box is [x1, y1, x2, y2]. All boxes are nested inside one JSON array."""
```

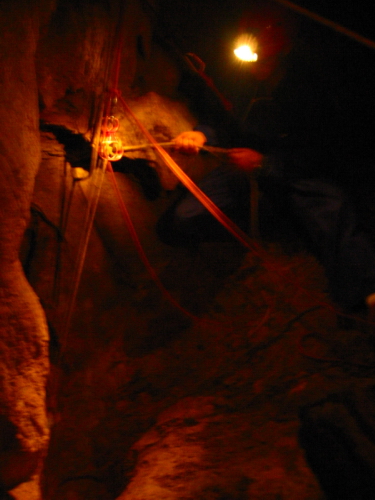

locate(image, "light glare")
[[234, 45, 258, 62], [234, 34, 258, 62]]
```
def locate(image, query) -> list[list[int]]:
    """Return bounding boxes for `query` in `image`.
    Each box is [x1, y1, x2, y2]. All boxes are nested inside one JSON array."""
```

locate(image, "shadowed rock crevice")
[[40, 122, 162, 200]]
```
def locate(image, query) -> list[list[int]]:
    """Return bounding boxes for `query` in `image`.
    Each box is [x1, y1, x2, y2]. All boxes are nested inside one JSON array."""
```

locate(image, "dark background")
[[157, 0, 375, 229], [157, 0, 375, 113]]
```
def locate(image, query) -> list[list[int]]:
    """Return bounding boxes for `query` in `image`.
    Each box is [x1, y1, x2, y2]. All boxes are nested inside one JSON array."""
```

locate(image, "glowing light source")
[[234, 34, 258, 62], [99, 133, 124, 161], [99, 115, 124, 161], [234, 45, 258, 62]]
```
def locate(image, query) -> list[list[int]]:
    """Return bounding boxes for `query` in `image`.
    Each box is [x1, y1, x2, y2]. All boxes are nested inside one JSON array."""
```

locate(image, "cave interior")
[[1, 0, 375, 499]]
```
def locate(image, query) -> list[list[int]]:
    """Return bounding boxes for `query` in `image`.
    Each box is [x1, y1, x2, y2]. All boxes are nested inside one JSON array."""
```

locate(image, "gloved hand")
[[227, 148, 263, 171], [172, 130, 207, 155]]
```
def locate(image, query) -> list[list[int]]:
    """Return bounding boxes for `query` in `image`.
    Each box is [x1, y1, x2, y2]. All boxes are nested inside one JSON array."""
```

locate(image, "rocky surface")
[[21, 132, 375, 497], [0, 1, 51, 492]]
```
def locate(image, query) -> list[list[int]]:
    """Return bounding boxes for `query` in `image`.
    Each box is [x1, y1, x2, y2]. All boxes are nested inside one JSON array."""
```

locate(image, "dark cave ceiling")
[[158, 0, 375, 49], [156, 0, 375, 156], [157, 0, 375, 101]]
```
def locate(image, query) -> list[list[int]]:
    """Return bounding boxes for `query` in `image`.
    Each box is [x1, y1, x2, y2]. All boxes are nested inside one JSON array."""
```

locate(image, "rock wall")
[[1, 0, 220, 497], [0, 0, 193, 495], [0, 1, 52, 492]]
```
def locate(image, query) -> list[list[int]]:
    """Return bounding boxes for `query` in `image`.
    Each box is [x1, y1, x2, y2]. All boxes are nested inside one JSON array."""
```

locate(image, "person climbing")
[[157, 2, 375, 316]]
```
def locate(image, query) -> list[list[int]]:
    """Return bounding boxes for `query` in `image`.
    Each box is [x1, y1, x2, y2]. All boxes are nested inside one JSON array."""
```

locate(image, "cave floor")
[[12, 238, 375, 500]]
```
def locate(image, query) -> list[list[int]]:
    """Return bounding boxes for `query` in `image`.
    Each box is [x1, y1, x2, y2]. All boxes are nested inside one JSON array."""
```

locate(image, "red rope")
[[114, 92, 340, 305], [107, 81, 375, 366], [107, 161, 275, 333], [115, 92, 265, 253], [113, 93, 348, 314], [107, 162, 205, 321]]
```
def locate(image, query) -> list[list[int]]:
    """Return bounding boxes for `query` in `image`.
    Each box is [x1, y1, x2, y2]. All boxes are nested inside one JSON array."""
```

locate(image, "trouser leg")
[[287, 178, 375, 309]]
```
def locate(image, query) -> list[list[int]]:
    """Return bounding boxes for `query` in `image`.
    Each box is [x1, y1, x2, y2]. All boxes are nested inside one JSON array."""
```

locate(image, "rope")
[[116, 94, 331, 298], [116, 91, 265, 255], [59, 161, 108, 355], [107, 161, 273, 331], [116, 94, 346, 322], [122, 141, 231, 155], [57, 0, 375, 364], [272, 0, 375, 51], [116, 93, 375, 355], [53, 160, 75, 305], [106, 161, 200, 322], [57, 1, 128, 354]]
